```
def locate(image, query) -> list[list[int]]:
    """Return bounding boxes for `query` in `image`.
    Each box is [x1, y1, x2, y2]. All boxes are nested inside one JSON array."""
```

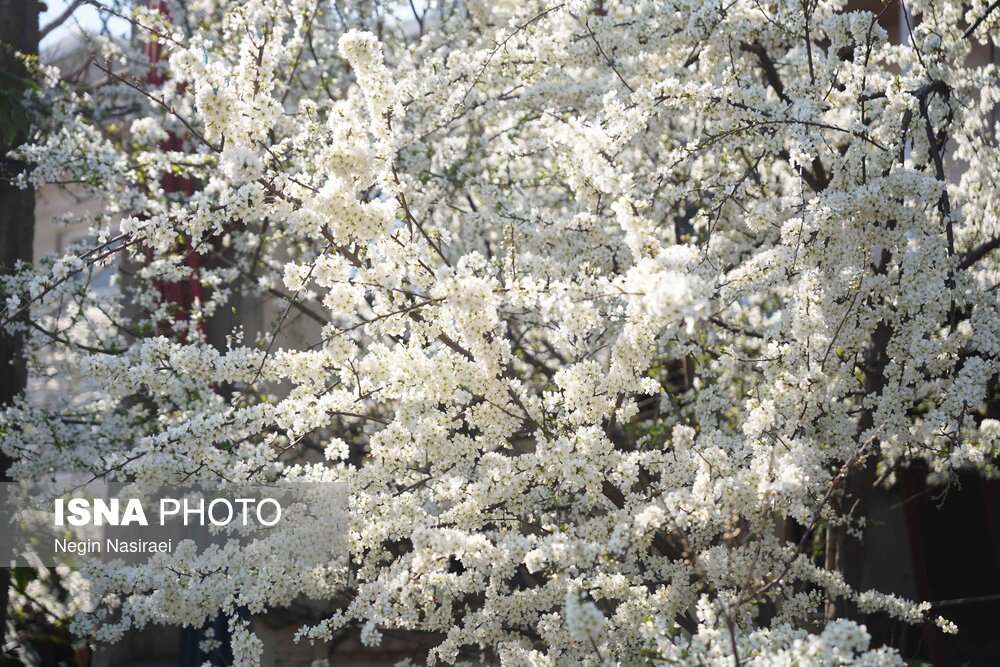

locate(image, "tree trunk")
[[0, 0, 39, 641]]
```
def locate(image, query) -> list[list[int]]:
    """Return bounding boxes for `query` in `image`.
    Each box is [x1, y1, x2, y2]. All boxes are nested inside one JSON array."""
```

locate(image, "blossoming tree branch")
[[3, 0, 1000, 664]]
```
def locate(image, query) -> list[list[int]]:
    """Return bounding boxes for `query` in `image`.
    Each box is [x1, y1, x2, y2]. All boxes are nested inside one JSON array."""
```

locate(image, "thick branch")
[[958, 237, 1000, 270], [740, 41, 790, 104]]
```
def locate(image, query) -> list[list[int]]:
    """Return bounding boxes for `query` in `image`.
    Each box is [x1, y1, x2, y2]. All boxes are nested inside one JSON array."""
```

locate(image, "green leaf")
[[0, 68, 40, 91], [12, 566, 36, 590]]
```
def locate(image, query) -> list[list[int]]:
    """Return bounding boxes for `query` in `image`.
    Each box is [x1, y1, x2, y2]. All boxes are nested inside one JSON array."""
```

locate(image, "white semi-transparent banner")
[[0, 480, 348, 567]]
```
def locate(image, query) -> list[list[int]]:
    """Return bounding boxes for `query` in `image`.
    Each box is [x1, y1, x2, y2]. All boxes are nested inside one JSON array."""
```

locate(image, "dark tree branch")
[[740, 40, 790, 104], [39, 0, 89, 41], [959, 237, 1000, 270], [963, 0, 1000, 39]]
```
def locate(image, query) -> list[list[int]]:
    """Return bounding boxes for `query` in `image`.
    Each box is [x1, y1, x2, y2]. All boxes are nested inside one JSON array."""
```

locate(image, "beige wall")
[[33, 183, 103, 261]]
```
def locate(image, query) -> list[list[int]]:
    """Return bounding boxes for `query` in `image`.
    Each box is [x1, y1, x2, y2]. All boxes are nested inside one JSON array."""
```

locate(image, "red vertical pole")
[[145, 0, 203, 340]]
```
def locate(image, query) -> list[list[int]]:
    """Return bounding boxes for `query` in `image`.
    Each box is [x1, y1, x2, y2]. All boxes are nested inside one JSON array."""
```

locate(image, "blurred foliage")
[[2, 568, 84, 667]]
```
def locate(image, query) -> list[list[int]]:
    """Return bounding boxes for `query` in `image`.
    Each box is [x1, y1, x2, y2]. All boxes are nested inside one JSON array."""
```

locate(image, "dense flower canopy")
[[3, 0, 1000, 664]]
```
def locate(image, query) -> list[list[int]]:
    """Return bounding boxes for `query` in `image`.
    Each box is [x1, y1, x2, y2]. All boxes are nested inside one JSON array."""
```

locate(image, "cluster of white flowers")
[[3, 0, 998, 664], [563, 592, 606, 644], [643, 615, 907, 666]]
